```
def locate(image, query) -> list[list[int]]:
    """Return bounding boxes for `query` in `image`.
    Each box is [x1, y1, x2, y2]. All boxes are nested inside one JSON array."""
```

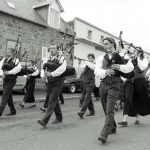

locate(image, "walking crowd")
[[0, 36, 150, 144]]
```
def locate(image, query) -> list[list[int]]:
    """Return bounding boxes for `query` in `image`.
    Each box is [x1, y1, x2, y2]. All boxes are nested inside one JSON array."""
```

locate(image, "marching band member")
[[19, 60, 39, 108], [77, 53, 95, 118], [38, 44, 66, 127], [95, 37, 134, 143], [40, 49, 65, 112], [0, 49, 21, 117], [118, 48, 150, 126]]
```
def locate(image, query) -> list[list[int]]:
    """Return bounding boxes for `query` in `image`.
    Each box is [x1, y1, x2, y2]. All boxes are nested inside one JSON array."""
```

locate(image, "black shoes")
[[19, 103, 24, 108], [118, 121, 128, 127], [87, 113, 95, 116], [79, 103, 83, 107], [78, 112, 83, 119], [37, 120, 46, 127], [135, 120, 140, 125], [98, 136, 107, 143], [52, 119, 62, 124], [40, 107, 47, 112], [6, 111, 16, 116]]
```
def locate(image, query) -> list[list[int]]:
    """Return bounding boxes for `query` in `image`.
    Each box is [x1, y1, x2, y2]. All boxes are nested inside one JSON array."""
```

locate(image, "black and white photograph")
[[0, 0, 150, 149]]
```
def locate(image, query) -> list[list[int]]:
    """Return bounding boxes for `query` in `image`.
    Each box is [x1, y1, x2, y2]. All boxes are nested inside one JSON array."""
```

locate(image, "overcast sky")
[[61, 0, 150, 53]]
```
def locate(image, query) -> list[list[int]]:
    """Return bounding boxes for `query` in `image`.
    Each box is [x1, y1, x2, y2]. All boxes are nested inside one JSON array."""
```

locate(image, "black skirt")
[[129, 78, 150, 117], [23, 77, 36, 103]]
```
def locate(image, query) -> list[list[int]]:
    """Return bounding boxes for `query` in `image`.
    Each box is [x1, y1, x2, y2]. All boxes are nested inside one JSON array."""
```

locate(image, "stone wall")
[[0, 12, 74, 89]]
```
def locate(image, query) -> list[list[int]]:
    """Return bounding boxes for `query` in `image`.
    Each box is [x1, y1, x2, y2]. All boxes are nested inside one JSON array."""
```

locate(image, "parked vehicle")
[[0, 76, 26, 93], [63, 76, 83, 93]]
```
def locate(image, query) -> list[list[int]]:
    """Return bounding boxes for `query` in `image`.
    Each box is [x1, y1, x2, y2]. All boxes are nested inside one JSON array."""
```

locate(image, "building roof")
[[0, 0, 49, 26], [0, 0, 74, 35], [33, 0, 64, 12], [68, 17, 129, 44]]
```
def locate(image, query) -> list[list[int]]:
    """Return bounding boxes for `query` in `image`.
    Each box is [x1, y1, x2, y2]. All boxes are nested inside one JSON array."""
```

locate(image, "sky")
[[60, 0, 150, 53]]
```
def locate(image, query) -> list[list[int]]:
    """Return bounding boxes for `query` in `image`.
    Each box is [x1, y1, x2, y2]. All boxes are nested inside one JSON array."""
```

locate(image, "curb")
[[14, 95, 81, 104]]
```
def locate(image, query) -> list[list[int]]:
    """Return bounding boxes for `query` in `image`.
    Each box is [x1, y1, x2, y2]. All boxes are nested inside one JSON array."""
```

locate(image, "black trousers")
[[0, 80, 16, 115], [42, 79, 64, 124], [23, 77, 36, 103], [59, 92, 64, 104], [93, 87, 100, 98], [80, 83, 95, 115], [43, 82, 64, 108], [100, 81, 120, 138], [123, 81, 134, 115]]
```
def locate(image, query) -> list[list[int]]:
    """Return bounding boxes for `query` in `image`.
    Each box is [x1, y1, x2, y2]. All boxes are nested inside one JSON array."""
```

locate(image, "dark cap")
[[87, 53, 95, 59], [103, 37, 117, 50]]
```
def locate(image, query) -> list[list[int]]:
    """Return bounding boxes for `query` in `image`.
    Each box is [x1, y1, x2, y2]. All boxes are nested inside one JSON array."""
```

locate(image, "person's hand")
[[45, 71, 52, 77], [27, 75, 31, 79], [1, 74, 5, 79], [111, 64, 120, 70], [105, 69, 115, 76], [3, 71, 9, 75]]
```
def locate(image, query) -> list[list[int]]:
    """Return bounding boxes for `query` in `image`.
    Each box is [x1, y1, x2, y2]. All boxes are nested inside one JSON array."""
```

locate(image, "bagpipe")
[[43, 62, 75, 77], [42, 29, 77, 78], [2, 34, 41, 78]]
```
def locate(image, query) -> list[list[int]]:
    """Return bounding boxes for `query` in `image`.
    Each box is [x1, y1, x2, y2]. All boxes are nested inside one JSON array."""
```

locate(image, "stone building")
[[0, 0, 75, 65]]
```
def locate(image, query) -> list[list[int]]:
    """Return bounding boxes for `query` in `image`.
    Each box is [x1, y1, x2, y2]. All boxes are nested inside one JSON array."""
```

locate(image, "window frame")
[[6, 39, 22, 58], [87, 30, 92, 40], [48, 7, 60, 29]]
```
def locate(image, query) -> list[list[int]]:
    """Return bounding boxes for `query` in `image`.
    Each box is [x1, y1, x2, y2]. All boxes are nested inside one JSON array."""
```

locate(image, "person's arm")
[[40, 59, 48, 78], [8, 59, 21, 75], [119, 59, 134, 73], [94, 55, 107, 79], [30, 67, 39, 76], [0, 58, 5, 76], [85, 61, 95, 70], [137, 57, 148, 71], [51, 57, 66, 77], [146, 69, 150, 77]]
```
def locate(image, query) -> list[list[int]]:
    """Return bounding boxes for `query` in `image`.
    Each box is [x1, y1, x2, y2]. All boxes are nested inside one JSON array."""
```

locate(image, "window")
[[6, 40, 21, 58], [101, 35, 104, 43], [48, 7, 60, 29], [87, 30, 92, 39], [6, 1, 16, 9], [42, 47, 48, 60]]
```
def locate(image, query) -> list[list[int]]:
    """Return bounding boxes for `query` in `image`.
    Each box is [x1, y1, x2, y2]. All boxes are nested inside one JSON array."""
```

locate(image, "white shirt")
[[94, 54, 134, 79], [0, 57, 21, 75], [24, 66, 39, 78], [0, 58, 5, 76], [137, 57, 148, 71], [41, 55, 66, 78], [80, 61, 95, 73]]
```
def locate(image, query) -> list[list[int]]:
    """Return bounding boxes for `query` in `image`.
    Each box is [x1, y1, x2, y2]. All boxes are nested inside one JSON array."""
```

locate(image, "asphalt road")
[[0, 93, 150, 150]]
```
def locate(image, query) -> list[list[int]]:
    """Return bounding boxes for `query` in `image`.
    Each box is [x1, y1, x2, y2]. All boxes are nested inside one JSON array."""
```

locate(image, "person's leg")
[[40, 82, 50, 112], [99, 83, 120, 142], [38, 81, 63, 125], [0, 81, 16, 116], [7, 94, 16, 114], [87, 97, 95, 115], [79, 83, 86, 107], [59, 92, 64, 104], [78, 86, 94, 117], [118, 82, 134, 126]]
